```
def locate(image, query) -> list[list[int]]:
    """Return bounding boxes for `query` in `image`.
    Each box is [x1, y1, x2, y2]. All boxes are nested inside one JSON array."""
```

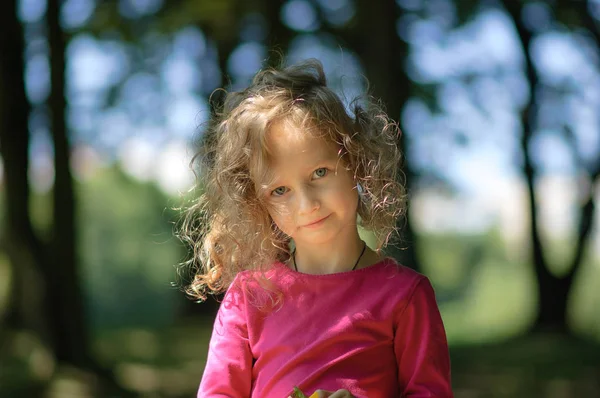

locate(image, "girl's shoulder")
[[359, 257, 428, 290]]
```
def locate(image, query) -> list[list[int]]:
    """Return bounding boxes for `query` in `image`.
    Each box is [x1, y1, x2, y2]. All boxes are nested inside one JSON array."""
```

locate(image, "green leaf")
[[293, 386, 308, 398]]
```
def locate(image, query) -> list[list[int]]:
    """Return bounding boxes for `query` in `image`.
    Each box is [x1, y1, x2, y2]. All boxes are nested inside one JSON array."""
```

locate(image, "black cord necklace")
[[292, 241, 367, 273]]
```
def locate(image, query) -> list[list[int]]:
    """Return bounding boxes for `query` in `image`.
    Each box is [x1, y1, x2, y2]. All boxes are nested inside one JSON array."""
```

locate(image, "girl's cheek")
[[270, 207, 294, 227]]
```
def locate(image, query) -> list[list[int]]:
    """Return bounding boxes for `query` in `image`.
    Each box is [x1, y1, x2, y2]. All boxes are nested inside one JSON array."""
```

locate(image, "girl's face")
[[261, 119, 359, 247]]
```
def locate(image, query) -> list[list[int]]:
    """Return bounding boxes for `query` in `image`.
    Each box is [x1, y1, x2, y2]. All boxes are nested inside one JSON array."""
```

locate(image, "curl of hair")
[[176, 59, 406, 305]]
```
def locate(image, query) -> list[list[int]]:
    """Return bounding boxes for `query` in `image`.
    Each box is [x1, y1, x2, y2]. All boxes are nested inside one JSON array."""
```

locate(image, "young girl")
[[179, 59, 453, 397]]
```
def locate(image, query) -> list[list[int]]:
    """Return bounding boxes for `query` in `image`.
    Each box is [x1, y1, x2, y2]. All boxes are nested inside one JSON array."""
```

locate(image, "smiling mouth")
[[303, 215, 330, 227]]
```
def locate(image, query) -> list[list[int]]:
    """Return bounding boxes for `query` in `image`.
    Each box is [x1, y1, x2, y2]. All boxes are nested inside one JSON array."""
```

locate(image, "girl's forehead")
[[266, 119, 333, 153], [254, 119, 343, 185]]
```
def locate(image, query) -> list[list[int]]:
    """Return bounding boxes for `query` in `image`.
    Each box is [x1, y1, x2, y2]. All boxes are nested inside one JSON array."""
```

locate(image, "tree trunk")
[[47, 0, 92, 366], [353, 0, 420, 271], [503, 0, 587, 334], [0, 0, 48, 338], [45, 3, 138, 395]]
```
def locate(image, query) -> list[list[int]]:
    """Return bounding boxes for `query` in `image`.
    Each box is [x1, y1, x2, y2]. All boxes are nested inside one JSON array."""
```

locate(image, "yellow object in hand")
[[293, 387, 320, 398], [292, 387, 308, 398]]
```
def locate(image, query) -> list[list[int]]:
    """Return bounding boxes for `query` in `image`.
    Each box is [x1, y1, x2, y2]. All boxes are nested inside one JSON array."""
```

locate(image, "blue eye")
[[314, 168, 328, 178], [272, 186, 287, 196]]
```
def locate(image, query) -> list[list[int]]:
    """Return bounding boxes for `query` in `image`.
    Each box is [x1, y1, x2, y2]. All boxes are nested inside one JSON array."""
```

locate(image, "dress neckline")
[[275, 257, 397, 278]]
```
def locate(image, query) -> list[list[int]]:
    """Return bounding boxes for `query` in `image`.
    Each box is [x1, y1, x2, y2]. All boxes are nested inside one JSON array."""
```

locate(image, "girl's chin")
[[293, 233, 339, 247]]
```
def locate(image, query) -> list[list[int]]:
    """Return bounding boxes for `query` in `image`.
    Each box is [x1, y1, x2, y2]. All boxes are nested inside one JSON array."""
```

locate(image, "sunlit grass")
[[440, 258, 535, 343], [417, 232, 600, 343], [89, 318, 214, 396], [46, 367, 95, 398], [569, 250, 600, 341]]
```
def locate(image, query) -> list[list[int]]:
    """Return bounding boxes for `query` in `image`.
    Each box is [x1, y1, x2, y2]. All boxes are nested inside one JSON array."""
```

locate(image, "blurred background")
[[0, 0, 599, 397]]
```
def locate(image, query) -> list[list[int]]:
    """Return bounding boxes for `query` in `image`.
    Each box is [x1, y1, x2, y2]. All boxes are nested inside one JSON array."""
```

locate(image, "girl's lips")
[[303, 214, 330, 228]]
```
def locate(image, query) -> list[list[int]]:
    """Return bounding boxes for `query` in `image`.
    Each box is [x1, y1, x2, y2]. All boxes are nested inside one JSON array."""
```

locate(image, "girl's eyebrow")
[[309, 152, 338, 167], [262, 151, 337, 186], [261, 175, 278, 190]]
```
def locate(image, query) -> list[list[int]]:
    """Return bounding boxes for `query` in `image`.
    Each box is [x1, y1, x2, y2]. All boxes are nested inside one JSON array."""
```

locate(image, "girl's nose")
[[297, 187, 320, 214]]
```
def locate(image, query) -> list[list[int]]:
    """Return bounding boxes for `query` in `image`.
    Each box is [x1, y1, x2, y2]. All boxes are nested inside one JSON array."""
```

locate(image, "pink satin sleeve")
[[198, 278, 253, 397], [394, 277, 453, 397]]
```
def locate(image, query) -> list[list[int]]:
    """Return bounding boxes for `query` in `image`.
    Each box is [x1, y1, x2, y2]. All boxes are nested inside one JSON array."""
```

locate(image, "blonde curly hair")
[[177, 59, 406, 302]]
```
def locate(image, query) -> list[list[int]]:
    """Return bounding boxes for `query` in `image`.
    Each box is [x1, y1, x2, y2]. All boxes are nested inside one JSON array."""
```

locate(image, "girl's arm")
[[198, 276, 253, 397], [394, 277, 453, 397]]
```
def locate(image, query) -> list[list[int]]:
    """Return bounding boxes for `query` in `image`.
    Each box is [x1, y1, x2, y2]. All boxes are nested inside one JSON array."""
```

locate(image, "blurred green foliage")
[[76, 165, 184, 330]]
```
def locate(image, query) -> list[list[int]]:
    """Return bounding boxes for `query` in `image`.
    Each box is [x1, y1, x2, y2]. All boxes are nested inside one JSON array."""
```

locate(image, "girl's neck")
[[291, 231, 381, 275]]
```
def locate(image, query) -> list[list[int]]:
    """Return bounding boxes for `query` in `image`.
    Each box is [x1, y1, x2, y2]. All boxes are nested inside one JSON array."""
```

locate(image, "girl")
[[179, 59, 453, 397]]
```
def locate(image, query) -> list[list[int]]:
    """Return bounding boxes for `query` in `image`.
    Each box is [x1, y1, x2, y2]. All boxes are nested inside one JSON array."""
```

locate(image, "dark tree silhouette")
[[46, 0, 92, 367], [0, 0, 47, 344], [503, 0, 600, 334]]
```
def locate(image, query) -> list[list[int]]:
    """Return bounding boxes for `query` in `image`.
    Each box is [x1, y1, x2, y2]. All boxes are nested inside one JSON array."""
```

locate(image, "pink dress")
[[198, 258, 453, 397]]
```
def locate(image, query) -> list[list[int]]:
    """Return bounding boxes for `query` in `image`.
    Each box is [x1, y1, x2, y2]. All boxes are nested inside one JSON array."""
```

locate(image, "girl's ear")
[[356, 182, 367, 202], [356, 182, 364, 195]]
